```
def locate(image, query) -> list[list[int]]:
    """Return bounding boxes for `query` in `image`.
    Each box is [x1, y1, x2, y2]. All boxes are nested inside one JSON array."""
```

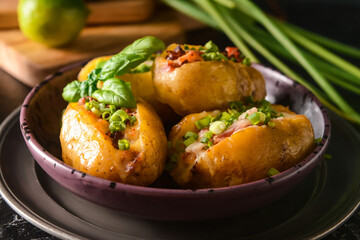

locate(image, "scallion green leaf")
[[184, 137, 196, 147], [118, 139, 130, 150], [267, 167, 280, 177], [209, 121, 226, 134]]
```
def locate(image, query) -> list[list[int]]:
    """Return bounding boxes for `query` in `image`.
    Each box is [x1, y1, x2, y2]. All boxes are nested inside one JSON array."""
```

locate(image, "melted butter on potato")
[[152, 44, 266, 116], [60, 99, 167, 186], [168, 105, 315, 189]]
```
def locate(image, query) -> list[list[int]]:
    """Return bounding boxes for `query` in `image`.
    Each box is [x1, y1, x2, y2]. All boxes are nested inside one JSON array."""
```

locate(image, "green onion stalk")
[[163, 0, 360, 124]]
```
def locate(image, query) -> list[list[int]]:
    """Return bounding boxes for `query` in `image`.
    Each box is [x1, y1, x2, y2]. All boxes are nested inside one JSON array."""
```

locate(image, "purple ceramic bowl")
[[19, 61, 330, 221]]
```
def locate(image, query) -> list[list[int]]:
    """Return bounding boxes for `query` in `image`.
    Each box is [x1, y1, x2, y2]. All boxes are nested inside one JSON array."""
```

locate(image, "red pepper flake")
[[225, 47, 244, 62]]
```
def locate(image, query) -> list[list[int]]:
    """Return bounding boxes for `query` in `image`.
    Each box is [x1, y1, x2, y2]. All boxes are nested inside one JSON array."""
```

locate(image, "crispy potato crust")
[[168, 105, 315, 189], [60, 99, 167, 186]]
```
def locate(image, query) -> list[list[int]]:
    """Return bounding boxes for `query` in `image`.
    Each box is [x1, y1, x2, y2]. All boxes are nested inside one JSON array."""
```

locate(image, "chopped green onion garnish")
[[90, 100, 99, 109], [268, 167, 280, 177], [102, 112, 111, 120], [204, 131, 213, 139], [209, 121, 226, 135], [113, 109, 128, 121], [129, 115, 137, 126], [195, 116, 211, 129], [109, 114, 121, 123], [247, 112, 266, 125], [118, 139, 130, 150], [99, 103, 106, 109], [210, 113, 222, 123], [91, 107, 102, 116], [85, 102, 91, 111], [100, 107, 111, 113], [324, 154, 332, 160], [313, 137, 322, 144], [220, 112, 231, 121], [267, 121, 275, 128], [109, 105, 116, 114], [200, 137, 209, 143], [109, 121, 126, 132], [184, 131, 199, 140], [242, 57, 251, 66], [184, 137, 196, 147]]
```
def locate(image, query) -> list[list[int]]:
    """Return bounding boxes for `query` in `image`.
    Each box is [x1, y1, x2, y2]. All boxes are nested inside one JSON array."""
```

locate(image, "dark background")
[[1, 1, 360, 239]]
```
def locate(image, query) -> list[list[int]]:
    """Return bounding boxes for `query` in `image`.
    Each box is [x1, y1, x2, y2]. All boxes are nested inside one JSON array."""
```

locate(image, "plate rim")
[[0, 107, 84, 240]]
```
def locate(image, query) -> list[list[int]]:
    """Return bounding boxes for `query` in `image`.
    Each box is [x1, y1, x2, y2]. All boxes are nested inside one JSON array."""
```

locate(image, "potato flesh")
[[168, 105, 315, 189], [60, 100, 167, 186], [152, 44, 266, 116]]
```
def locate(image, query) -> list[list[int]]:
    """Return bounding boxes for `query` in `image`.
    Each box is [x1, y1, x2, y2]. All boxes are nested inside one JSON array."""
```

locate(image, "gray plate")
[[1, 107, 360, 240]]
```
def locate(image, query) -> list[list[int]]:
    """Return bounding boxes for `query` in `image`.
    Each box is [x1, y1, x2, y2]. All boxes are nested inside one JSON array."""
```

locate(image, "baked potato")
[[60, 98, 167, 186], [167, 103, 315, 189], [78, 56, 176, 122], [152, 43, 266, 116]]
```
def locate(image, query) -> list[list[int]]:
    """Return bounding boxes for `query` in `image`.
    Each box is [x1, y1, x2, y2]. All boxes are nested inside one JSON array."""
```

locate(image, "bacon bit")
[[225, 47, 240, 58], [167, 50, 203, 69], [225, 47, 244, 62], [166, 45, 186, 60], [178, 50, 203, 64]]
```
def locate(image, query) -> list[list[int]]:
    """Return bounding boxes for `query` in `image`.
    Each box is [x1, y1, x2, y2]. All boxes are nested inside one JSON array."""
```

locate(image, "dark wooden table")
[[1, 1, 360, 239]]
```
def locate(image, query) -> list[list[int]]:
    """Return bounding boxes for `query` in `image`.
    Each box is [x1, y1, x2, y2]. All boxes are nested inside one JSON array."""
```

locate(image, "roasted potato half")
[[60, 99, 167, 186], [152, 44, 266, 116], [78, 56, 176, 122], [167, 105, 315, 189]]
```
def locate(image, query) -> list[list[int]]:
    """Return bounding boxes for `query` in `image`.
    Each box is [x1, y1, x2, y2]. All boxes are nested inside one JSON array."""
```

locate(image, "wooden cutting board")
[[0, 13, 185, 86], [0, 0, 155, 29]]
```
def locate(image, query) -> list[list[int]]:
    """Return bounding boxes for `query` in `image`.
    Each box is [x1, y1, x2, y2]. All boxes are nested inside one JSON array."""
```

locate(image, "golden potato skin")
[[152, 44, 266, 116], [168, 105, 315, 189], [60, 99, 167, 186], [77, 56, 176, 122]]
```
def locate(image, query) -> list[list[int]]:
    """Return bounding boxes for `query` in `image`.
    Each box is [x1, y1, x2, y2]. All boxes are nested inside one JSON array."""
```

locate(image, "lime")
[[18, 0, 89, 47]]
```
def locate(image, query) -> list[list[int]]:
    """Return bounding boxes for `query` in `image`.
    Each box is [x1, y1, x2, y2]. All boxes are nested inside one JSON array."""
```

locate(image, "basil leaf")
[[79, 68, 99, 97], [62, 68, 100, 103], [62, 80, 81, 102], [99, 36, 165, 80], [92, 78, 136, 108]]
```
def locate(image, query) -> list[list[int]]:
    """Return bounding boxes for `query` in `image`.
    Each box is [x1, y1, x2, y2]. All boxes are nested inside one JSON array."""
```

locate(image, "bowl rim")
[[19, 60, 331, 196]]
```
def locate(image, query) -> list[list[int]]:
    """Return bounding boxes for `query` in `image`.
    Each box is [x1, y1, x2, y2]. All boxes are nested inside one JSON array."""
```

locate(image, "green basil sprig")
[[62, 36, 165, 104], [99, 36, 166, 80], [62, 68, 100, 102], [62, 80, 81, 102], [92, 78, 136, 108]]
